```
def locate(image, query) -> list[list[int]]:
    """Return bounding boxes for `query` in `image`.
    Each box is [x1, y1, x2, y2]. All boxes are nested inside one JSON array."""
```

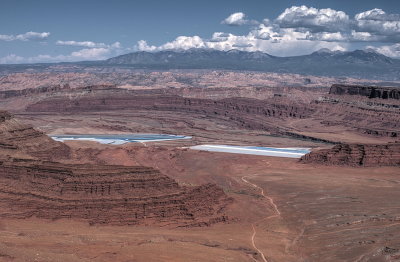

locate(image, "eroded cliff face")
[[330, 84, 400, 100], [0, 111, 232, 226], [300, 143, 400, 167], [313, 97, 400, 138], [0, 159, 231, 226]]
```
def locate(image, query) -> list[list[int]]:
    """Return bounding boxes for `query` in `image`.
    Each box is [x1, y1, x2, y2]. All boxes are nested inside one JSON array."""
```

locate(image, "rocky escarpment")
[[24, 85, 400, 141], [330, 84, 400, 100], [0, 110, 70, 160], [300, 143, 400, 167], [314, 88, 400, 138], [27, 93, 314, 118], [0, 84, 69, 99], [0, 158, 231, 226]]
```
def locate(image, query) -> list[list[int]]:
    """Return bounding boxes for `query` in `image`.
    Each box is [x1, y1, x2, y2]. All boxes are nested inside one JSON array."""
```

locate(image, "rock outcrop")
[[300, 143, 400, 167], [0, 85, 68, 99], [329, 84, 400, 100], [0, 110, 70, 160]]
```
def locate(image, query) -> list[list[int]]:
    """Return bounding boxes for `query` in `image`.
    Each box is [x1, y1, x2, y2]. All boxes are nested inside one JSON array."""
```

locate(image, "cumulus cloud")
[[0, 31, 50, 41], [355, 8, 400, 21], [276, 6, 350, 33], [274, 6, 400, 43], [136, 23, 348, 57], [355, 9, 400, 42], [134, 5, 400, 57], [137, 36, 206, 52], [221, 12, 257, 26], [366, 43, 400, 58]]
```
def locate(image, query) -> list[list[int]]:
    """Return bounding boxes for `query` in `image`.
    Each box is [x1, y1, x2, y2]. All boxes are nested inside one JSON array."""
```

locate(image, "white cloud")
[[273, 6, 400, 43], [367, 43, 400, 58], [209, 32, 231, 42], [70, 48, 113, 60], [0, 31, 50, 41], [56, 40, 122, 49], [0, 54, 25, 64], [221, 12, 257, 26], [136, 40, 157, 52], [355, 9, 400, 41], [138, 5, 400, 57], [0, 41, 125, 64], [56, 40, 106, 48], [137, 36, 206, 51], [305, 32, 347, 42], [159, 36, 206, 50], [276, 6, 350, 33], [355, 8, 400, 21], [136, 24, 348, 57]]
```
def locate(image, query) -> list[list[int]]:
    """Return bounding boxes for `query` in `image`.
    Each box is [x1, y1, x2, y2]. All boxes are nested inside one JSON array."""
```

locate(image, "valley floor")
[[2, 142, 399, 261]]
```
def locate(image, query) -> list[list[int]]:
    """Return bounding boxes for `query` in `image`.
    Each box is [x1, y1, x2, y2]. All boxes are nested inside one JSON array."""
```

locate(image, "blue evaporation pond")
[[50, 134, 192, 145]]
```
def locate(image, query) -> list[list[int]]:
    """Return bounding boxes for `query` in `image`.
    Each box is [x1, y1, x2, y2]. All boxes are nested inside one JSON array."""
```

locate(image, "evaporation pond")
[[51, 134, 192, 145], [190, 145, 310, 158]]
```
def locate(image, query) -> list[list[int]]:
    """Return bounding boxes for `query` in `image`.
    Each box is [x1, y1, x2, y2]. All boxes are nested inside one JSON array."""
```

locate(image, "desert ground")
[[1, 145, 399, 261]]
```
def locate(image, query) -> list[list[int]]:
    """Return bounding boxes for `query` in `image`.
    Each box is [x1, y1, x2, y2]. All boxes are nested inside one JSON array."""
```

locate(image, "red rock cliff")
[[300, 143, 400, 167]]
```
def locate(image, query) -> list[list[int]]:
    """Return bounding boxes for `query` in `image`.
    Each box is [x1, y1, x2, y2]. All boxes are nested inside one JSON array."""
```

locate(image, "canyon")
[[0, 70, 399, 261], [1, 80, 396, 143]]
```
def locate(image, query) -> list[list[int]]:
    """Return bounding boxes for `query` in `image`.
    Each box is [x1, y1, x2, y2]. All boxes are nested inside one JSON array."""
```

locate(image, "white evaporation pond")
[[190, 145, 310, 158]]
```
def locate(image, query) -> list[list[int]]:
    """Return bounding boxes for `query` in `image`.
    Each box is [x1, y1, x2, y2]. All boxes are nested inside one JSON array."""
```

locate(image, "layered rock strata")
[[300, 143, 400, 166], [5, 84, 400, 141], [26, 91, 315, 137], [330, 84, 400, 100], [0, 159, 231, 226]]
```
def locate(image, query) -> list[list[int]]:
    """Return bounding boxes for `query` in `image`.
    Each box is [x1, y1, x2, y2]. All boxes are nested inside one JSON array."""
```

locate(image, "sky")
[[1, 0, 400, 64]]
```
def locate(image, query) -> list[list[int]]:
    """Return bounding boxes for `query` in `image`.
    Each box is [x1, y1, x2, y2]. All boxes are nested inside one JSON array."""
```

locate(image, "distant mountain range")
[[103, 48, 400, 80], [2, 48, 400, 80]]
